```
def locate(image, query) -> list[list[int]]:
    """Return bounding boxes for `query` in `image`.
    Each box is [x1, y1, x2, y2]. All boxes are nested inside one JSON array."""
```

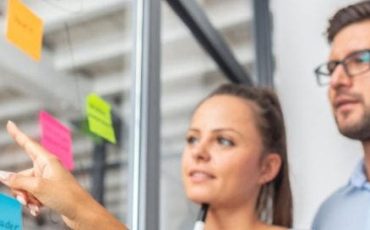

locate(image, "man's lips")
[[334, 97, 360, 110]]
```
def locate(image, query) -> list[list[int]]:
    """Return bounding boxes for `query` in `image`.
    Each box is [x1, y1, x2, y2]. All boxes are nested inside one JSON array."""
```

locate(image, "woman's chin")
[[189, 197, 211, 205], [186, 188, 213, 204]]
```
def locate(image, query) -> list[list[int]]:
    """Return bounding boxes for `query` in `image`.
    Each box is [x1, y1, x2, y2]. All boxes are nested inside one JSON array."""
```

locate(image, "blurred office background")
[[0, 0, 363, 229]]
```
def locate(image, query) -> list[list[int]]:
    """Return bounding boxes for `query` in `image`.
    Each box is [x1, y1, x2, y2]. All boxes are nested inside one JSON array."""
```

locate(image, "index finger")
[[6, 121, 49, 162]]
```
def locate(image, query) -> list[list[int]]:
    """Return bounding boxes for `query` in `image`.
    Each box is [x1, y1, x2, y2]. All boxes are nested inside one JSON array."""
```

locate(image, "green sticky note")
[[0, 193, 22, 230], [86, 94, 116, 143]]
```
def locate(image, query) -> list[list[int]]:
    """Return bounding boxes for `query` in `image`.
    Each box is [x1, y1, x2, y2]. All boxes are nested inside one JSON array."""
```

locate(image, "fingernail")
[[30, 208, 37, 217], [7, 120, 15, 128], [16, 195, 27, 206], [29, 204, 39, 213], [0, 170, 12, 181], [28, 204, 39, 217]]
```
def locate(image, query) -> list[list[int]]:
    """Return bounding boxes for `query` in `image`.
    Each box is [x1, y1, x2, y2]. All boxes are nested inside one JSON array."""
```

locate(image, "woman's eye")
[[186, 136, 198, 145], [217, 137, 234, 147]]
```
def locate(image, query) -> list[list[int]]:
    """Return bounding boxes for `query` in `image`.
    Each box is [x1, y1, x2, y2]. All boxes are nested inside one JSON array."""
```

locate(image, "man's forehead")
[[329, 20, 370, 60]]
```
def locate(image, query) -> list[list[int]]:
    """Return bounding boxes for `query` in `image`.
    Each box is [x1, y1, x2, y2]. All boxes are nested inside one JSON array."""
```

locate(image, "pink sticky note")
[[39, 111, 74, 170]]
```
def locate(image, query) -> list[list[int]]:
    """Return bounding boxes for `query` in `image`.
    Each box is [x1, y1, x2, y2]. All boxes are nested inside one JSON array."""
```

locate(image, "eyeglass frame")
[[314, 49, 370, 86]]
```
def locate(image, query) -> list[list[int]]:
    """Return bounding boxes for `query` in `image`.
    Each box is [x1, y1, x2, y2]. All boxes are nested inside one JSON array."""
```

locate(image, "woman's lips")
[[189, 170, 215, 183]]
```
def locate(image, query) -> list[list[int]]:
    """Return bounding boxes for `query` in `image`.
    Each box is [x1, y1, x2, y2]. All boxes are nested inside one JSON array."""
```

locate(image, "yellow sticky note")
[[6, 0, 43, 60], [86, 94, 116, 144]]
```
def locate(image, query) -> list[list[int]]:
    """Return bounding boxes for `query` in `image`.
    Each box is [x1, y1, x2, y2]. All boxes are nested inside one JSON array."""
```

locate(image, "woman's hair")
[[206, 83, 292, 227]]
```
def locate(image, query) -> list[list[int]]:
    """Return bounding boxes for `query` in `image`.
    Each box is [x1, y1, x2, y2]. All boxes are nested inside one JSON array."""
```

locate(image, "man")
[[313, 1, 370, 229]]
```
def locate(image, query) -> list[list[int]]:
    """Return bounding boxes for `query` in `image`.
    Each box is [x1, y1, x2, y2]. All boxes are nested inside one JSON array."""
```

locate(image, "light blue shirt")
[[312, 160, 370, 230]]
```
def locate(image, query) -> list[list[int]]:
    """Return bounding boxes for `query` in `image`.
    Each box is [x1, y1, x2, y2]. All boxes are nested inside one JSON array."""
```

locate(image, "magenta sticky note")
[[39, 111, 74, 170]]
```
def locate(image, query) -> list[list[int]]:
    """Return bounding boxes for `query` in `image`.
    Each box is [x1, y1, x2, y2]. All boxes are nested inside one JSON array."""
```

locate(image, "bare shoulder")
[[266, 226, 288, 230], [256, 222, 289, 230]]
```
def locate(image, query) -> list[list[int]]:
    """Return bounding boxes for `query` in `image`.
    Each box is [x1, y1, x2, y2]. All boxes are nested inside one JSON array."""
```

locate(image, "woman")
[[0, 83, 292, 230]]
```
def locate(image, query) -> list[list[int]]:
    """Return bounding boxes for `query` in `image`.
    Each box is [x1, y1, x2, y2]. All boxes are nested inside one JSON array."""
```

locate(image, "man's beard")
[[335, 107, 370, 141]]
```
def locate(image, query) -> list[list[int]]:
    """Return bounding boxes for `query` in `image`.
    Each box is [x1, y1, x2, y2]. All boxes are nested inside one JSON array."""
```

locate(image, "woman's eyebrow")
[[212, 128, 244, 138], [187, 128, 200, 133]]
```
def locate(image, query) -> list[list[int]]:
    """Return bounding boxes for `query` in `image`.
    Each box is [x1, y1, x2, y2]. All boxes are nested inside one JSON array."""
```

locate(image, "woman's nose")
[[191, 141, 211, 161]]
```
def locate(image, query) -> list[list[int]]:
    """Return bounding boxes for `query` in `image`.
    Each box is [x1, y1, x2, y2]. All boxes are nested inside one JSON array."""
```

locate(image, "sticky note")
[[6, 0, 43, 60], [0, 193, 22, 230], [39, 111, 74, 170], [86, 94, 116, 143]]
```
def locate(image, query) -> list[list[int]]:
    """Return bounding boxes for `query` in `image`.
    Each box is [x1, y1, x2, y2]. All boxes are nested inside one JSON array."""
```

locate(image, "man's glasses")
[[314, 49, 370, 86]]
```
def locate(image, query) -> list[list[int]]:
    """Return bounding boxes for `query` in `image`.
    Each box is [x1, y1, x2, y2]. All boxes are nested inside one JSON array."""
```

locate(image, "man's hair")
[[327, 1, 370, 43]]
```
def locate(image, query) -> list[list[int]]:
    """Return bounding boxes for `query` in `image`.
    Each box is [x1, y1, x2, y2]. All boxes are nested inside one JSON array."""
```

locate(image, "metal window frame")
[[166, 0, 253, 85], [90, 112, 122, 205], [91, 142, 107, 205], [128, 0, 274, 229], [128, 0, 161, 230], [253, 0, 274, 87]]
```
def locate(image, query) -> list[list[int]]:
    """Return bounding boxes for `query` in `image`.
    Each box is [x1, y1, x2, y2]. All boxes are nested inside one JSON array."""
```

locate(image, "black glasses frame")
[[314, 49, 370, 86]]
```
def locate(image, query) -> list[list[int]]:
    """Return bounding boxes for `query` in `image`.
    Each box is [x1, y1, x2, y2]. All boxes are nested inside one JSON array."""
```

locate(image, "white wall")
[[271, 0, 363, 228]]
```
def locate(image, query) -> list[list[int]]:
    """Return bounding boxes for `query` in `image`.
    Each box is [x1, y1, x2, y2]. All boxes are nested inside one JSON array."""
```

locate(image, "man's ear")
[[258, 153, 282, 185]]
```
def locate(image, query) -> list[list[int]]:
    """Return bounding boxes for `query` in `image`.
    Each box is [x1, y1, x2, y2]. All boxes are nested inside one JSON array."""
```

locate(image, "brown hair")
[[327, 1, 370, 43], [206, 83, 293, 227]]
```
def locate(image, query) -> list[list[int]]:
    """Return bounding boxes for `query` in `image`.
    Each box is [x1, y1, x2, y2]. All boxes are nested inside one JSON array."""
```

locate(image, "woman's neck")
[[204, 203, 261, 230]]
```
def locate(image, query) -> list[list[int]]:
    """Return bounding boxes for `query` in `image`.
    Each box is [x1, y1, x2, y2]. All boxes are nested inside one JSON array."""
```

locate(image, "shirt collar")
[[349, 159, 370, 190]]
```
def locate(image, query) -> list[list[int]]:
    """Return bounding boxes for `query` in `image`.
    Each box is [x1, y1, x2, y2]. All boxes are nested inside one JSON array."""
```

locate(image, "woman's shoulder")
[[271, 228, 311, 230], [261, 224, 288, 230], [268, 226, 309, 230], [269, 227, 287, 230], [259, 222, 311, 230], [259, 222, 310, 230]]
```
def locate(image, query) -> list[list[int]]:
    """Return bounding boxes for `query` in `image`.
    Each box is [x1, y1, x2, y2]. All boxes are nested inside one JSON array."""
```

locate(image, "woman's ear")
[[258, 153, 282, 185]]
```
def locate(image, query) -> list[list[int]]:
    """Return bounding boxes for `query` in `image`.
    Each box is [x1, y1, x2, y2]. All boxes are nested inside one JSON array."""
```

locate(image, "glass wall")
[[0, 1, 131, 229], [0, 0, 254, 229], [1, 1, 363, 229], [160, 0, 254, 229]]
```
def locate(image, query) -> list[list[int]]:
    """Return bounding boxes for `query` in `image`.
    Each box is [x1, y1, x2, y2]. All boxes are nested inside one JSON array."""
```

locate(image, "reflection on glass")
[[0, 1, 131, 229], [160, 0, 253, 228]]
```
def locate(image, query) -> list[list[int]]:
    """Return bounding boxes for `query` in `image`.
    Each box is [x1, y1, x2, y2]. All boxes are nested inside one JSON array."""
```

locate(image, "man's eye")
[[327, 62, 338, 74], [358, 52, 370, 62], [217, 137, 234, 147], [347, 52, 370, 64]]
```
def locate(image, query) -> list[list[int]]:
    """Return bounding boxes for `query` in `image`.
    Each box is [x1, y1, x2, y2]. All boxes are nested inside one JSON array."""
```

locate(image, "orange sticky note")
[[6, 0, 43, 60]]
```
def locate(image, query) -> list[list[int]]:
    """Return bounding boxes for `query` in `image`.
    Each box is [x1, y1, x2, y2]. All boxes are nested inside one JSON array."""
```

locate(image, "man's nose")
[[330, 64, 352, 89]]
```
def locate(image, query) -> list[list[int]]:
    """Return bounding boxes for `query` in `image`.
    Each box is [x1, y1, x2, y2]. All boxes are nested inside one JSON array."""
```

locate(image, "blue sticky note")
[[0, 193, 22, 230]]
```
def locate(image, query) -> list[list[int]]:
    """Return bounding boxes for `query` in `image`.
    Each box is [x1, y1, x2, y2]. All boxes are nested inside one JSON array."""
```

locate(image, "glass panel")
[[201, 0, 256, 81], [0, 1, 131, 229], [160, 0, 254, 229]]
